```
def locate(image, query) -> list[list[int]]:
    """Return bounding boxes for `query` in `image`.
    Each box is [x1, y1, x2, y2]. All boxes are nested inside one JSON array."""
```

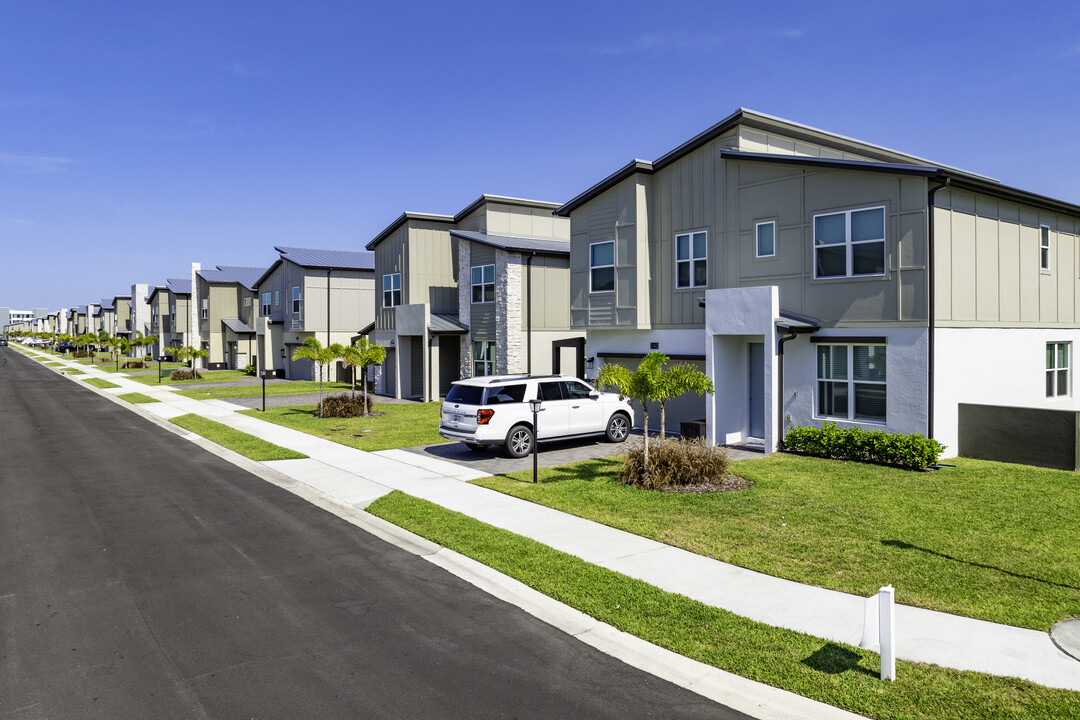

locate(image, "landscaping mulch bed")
[[662, 474, 754, 494]]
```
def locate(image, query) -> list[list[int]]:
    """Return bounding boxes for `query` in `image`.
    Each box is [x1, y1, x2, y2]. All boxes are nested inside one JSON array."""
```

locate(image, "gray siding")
[[374, 224, 409, 332], [519, 254, 572, 331]]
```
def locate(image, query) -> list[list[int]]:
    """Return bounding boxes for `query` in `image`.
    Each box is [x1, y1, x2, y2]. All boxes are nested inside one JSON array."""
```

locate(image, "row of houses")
[[16, 109, 1080, 464]]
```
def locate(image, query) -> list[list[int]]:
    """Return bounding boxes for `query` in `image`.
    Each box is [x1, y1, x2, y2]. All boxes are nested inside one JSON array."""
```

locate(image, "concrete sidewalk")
[[36, 349, 1080, 693]]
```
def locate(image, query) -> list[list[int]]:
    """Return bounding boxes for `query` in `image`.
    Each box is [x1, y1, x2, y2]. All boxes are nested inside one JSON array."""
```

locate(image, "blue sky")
[[3, 0, 1079, 310]]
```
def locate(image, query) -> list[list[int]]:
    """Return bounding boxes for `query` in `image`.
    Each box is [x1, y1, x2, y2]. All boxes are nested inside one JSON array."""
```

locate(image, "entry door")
[[748, 343, 765, 439]]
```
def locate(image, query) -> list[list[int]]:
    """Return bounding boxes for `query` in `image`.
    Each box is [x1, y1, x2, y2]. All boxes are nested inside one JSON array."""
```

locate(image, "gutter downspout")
[[927, 176, 951, 442], [776, 329, 798, 448], [526, 253, 534, 375]]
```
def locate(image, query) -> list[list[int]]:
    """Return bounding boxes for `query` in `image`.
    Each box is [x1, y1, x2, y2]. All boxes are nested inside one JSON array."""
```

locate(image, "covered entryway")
[[748, 343, 765, 438]]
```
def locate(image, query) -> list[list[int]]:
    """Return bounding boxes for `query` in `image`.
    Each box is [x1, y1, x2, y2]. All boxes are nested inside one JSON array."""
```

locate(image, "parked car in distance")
[[55, 340, 75, 353], [0, 338, 7, 346], [439, 374, 634, 457]]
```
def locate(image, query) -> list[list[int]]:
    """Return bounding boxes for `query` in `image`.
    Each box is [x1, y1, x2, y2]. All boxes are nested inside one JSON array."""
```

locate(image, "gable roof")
[[146, 285, 168, 303], [197, 265, 265, 291], [449, 229, 571, 255], [555, 108, 993, 216], [366, 194, 563, 251], [99, 298, 114, 310]]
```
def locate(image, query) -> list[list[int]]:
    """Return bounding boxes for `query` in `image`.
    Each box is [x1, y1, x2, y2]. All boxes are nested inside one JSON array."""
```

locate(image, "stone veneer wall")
[[457, 241, 473, 378], [496, 250, 524, 374]]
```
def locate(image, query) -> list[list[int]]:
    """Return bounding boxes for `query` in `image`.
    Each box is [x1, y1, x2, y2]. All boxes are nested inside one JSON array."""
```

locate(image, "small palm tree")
[[654, 363, 714, 443], [175, 345, 209, 375], [292, 338, 345, 417], [340, 337, 386, 416]]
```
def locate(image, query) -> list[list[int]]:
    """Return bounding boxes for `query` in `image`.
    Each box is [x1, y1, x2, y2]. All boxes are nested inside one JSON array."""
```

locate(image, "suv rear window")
[[445, 385, 484, 405], [484, 384, 527, 404]]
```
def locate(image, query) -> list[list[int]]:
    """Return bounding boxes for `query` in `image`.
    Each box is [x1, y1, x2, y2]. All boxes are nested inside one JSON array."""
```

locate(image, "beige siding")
[[302, 269, 375, 333], [934, 190, 1080, 327], [407, 223, 458, 313], [519, 254, 572, 331], [485, 202, 569, 240]]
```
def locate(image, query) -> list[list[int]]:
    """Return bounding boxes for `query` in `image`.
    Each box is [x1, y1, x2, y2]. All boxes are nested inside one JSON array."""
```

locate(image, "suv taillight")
[[476, 409, 494, 425]]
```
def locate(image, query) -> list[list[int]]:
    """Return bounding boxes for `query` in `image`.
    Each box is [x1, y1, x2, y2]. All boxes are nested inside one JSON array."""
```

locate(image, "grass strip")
[[83, 378, 121, 389], [175, 380, 354, 400], [118, 392, 160, 404], [169, 414, 308, 461], [473, 454, 1080, 630], [131, 369, 251, 386], [65, 369, 85, 375], [367, 491, 1079, 720], [239, 402, 445, 451]]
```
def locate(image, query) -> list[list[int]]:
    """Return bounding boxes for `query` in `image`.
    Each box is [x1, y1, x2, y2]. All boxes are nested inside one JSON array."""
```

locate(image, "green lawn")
[[83, 378, 121, 389], [175, 380, 353, 400], [97, 359, 188, 374], [130, 369, 250, 386], [471, 454, 1080, 631], [46, 362, 63, 367], [169, 414, 307, 461], [118, 392, 160, 404], [239, 401, 445, 451], [65, 369, 85, 375], [368, 491, 1080, 720]]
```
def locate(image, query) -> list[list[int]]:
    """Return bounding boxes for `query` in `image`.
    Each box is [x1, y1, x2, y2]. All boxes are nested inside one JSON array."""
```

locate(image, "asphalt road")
[[0, 348, 748, 720]]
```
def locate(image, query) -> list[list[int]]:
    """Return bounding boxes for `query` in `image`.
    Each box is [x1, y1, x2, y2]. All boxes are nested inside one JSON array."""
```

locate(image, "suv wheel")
[[504, 424, 534, 458], [605, 413, 630, 443]]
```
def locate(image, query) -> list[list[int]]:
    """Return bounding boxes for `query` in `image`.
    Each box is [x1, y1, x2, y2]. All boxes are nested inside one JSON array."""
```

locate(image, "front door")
[[748, 343, 764, 439]]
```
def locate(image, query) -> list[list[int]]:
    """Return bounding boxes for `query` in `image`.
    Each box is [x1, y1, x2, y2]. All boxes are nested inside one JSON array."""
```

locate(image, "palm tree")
[[291, 337, 343, 417], [340, 338, 386, 416], [654, 363, 714, 443], [175, 345, 209, 376]]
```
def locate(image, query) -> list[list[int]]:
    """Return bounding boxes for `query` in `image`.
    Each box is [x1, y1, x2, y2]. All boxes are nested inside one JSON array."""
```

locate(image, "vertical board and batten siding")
[[729, 162, 929, 326], [302, 269, 375, 333], [407, 224, 458, 313], [374, 224, 409, 332], [469, 243, 497, 341], [519, 254, 572, 330], [486, 203, 570, 240], [934, 188, 1080, 327]]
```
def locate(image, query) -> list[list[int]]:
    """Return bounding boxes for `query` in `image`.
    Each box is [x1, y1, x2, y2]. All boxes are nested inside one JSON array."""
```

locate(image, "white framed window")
[[291, 286, 301, 313], [590, 241, 614, 293], [200, 298, 208, 320], [1040, 225, 1051, 271], [675, 231, 707, 288], [274, 290, 279, 306], [816, 343, 886, 422], [1047, 341, 1070, 397], [755, 221, 776, 258], [471, 264, 495, 303], [262, 292, 272, 316], [473, 340, 495, 376], [383, 273, 401, 307], [814, 206, 886, 279]]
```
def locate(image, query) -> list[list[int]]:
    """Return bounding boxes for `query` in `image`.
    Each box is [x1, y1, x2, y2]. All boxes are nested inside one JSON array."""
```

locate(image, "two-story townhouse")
[[156, 278, 192, 355], [98, 299, 116, 337], [367, 195, 580, 401], [146, 285, 169, 355], [557, 108, 1080, 464], [195, 266, 263, 370], [252, 246, 376, 380], [111, 294, 132, 339], [65, 306, 87, 336]]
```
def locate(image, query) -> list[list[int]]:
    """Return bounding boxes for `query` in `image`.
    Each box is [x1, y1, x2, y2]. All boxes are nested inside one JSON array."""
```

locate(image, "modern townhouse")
[[65, 306, 88, 336], [146, 285, 168, 354], [98, 298, 116, 336], [194, 265, 263, 370], [556, 108, 1080, 466], [146, 278, 192, 356], [367, 194, 582, 401], [111, 294, 132, 339], [252, 246, 375, 380]]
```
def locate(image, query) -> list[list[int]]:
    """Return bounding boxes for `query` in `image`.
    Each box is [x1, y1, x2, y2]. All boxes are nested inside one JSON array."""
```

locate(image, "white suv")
[[439, 374, 634, 457]]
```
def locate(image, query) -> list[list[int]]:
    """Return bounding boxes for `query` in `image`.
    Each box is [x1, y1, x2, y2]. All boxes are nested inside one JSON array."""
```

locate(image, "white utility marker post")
[[859, 584, 896, 681]]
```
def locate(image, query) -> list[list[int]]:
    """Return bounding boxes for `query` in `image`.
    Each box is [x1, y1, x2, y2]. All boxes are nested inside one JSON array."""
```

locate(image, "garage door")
[[286, 346, 314, 380]]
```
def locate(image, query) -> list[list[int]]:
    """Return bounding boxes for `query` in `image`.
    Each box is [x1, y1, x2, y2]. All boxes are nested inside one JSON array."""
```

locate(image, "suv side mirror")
[[589, 390, 600, 398]]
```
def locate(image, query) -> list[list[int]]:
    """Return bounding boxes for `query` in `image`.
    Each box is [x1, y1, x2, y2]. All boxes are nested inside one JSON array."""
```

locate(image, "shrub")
[[122, 359, 145, 369], [318, 393, 374, 418], [243, 363, 257, 376], [618, 438, 731, 490], [170, 369, 201, 381], [73, 350, 93, 358], [782, 422, 945, 470]]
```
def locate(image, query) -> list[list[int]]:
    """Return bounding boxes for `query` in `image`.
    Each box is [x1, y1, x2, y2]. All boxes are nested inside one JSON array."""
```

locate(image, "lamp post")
[[528, 398, 542, 483]]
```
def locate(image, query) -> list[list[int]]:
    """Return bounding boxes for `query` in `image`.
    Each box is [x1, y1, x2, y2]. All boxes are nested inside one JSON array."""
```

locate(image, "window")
[[814, 206, 886, 278], [1041, 225, 1051, 271], [675, 231, 707, 288], [200, 298, 208, 320], [817, 344, 886, 422], [590, 241, 614, 293], [473, 340, 495, 376], [471, 264, 495, 303], [291, 286, 301, 314], [262, 292, 272, 316], [1047, 342, 1070, 397], [274, 290, 279, 306], [484, 384, 527, 404], [243, 296, 251, 308], [756, 221, 776, 258], [383, 273, 401, 307]]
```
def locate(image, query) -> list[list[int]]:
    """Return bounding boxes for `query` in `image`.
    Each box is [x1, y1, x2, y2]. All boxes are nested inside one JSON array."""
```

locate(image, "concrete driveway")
[[402, 433, 641, 476]]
